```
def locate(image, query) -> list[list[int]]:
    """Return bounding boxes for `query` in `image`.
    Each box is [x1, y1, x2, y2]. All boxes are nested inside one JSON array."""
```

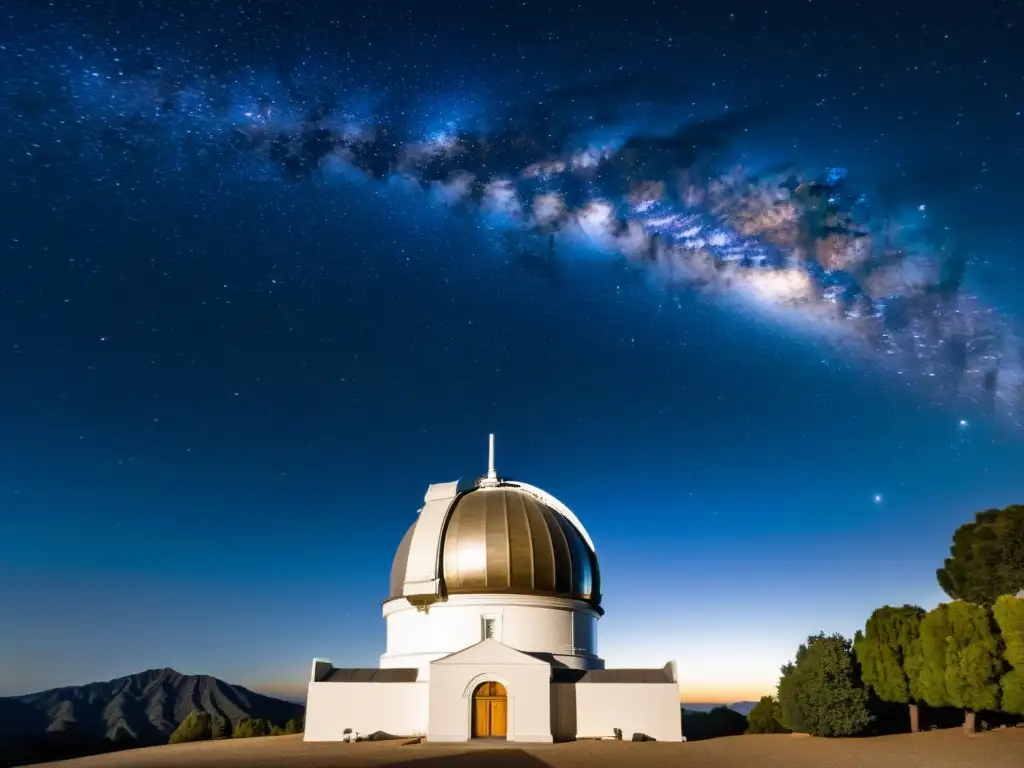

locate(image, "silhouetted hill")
[[0, 668, 303, 767], [728, 701, 757, 716], [682, 701, 758, 716]]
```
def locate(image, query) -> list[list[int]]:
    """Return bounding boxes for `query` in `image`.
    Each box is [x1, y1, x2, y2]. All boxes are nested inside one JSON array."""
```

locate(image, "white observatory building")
[[304, 436, 682, 743]]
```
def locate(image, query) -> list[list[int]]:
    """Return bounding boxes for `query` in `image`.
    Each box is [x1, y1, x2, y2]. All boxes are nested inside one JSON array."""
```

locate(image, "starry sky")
[[1, 0, 1023, 703]]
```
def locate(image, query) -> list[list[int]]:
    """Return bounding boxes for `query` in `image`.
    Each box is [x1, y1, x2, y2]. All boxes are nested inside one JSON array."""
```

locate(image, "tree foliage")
[[776, 661, 804, 733], [994, 594, 1024, 715], [915, 601, 1001, 719], [681, 706, 748, 741], [232, 718, 271, 739], [775, 633, 873, 737], [745, 696, 789, 734], [937, 505, 1024, 606], [284, 717, 303, 734], [854, 605, 925, 703], [168, 710, 212, 744], [210, 714, 229, 739]]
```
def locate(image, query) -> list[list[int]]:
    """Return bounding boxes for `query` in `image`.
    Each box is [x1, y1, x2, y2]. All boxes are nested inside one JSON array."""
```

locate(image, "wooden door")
[[472, 681, 507, 738], [489, 698, 507, 737]]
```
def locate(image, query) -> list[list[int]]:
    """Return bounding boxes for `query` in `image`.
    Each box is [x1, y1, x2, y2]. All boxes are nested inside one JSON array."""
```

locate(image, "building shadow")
[[550, 680, 578, 741], [381, 749, 552, 768]]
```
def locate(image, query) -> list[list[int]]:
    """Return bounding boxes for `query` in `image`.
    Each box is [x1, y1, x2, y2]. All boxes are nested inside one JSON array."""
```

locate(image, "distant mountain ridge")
[[682, 701, 758, 716], [0, 668, 303, 766]]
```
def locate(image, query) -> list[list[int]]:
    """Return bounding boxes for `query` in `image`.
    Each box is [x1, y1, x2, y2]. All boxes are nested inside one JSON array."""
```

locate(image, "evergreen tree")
[[284, 718, 304, 734], [914, 601, 1001, 732], [233, 719, 254, 739], [745, 696, 789, 734], [776, 661, 804, 733], [168, 710, 212, 744], [210, 714, 229, 739], [233, 718, 272, 738], [993, 594, 1024, 715], [775, 633, 873, 737], [854, 605, 926, 732], [937, 505, 1024, 605]]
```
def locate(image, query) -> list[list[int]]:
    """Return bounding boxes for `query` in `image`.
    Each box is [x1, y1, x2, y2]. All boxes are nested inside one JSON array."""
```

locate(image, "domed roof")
[[388, 480, 601, 610]]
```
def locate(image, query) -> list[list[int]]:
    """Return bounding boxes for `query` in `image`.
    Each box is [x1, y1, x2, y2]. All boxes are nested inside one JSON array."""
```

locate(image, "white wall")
[[303, 681, 424, 741], [572, 609, 598, 657], [575, 683, 682, 742], [381, 593, 603, 676], [427, 640, 554, 743]]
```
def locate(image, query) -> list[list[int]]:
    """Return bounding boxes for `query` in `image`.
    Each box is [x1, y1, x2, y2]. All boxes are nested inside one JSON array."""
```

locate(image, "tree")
[[745, 696, 789, 734], [232, 718, 271, 739], [854, 605, 926, 732], [994, 594, 1024, 715], [937, 505, 1024, 606], [776, 661, 805, 733], [168, 710, 212, 744], [284, 718, 304, 735], [210, 714, 229, 739], [681, 706, 748, 741], [914, 601, 1001, 732], [775, 633, 873, 737]]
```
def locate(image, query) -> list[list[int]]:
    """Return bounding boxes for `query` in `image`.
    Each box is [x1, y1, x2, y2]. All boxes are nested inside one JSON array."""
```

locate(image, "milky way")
[[4, 20, 1022, 422]]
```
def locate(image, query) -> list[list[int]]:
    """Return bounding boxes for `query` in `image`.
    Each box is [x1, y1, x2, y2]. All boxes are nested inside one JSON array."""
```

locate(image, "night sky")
[[2, 0, 1023, 703]]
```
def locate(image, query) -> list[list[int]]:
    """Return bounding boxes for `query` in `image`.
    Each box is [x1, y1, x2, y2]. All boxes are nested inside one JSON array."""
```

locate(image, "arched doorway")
[[471, 681, 507, 738]]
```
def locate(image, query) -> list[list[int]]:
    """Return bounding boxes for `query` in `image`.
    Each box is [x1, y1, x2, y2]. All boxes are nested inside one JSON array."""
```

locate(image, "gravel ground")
[[33, 728, 1024, 768]]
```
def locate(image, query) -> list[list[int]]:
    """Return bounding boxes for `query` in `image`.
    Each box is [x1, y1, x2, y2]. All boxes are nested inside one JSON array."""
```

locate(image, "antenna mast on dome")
[[481, 433, 499, 486]]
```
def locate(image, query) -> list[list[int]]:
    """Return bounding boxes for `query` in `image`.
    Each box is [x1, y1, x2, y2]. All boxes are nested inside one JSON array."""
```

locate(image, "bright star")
[[873, 494, 883, 504]]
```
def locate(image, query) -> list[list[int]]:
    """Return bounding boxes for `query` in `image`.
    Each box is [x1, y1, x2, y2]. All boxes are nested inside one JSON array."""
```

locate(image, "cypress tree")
[[915, 601, 1001, 733], [993, 594, 1024, 715], [854, 605, 926, 732]]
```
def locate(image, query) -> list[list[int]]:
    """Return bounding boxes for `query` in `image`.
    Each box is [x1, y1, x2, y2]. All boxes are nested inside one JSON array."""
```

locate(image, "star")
[[873, 494, 883, 504]]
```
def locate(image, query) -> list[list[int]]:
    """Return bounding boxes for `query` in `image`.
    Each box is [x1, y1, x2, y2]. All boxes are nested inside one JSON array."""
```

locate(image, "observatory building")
[[304, 436, 681, 743]]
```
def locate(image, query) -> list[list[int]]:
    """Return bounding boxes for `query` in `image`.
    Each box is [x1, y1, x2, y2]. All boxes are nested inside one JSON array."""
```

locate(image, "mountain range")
[[682, 701, 759, 716], [0, 668, 303, 766]]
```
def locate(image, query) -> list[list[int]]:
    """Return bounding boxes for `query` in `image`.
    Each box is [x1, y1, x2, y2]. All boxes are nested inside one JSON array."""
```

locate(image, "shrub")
[[681, 706, 748, 741], [776, 633, 873, 737], [745, 696, 789, 734]]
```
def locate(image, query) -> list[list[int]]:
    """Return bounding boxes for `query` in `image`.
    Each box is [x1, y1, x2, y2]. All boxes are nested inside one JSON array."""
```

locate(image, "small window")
[[483, 617, 497, 640]]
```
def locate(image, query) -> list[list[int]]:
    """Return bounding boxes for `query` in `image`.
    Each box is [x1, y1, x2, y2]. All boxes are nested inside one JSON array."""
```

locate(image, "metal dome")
[[388, 484, 601, 609]]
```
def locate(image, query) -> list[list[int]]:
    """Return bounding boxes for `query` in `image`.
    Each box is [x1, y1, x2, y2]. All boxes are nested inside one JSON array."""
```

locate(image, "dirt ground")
[[33, 729, 1024, 768]]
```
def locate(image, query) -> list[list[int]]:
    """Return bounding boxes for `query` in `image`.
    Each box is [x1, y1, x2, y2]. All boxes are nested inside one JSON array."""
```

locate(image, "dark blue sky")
[[1, 0, 1022, 701]]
